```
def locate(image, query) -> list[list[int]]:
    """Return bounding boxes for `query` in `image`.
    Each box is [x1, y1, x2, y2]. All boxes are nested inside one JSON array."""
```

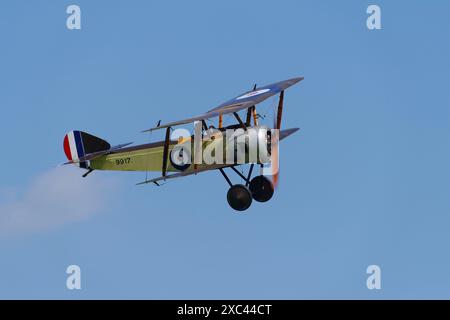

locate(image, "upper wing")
[[142, 101, 254, 132], [142, 77, 304, 132]]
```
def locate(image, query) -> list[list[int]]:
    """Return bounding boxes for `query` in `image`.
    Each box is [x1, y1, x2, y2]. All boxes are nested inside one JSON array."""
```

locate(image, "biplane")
[[63, 77, 303, 211]]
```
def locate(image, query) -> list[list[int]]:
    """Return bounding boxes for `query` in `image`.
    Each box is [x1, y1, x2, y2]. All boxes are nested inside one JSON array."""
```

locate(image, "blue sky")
[[0, 0, 449, 299]]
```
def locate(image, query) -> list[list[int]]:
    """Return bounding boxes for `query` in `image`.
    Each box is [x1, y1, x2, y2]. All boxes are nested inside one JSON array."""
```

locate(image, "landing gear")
[[227, 184, 252, 211], [249, 175, 274, 202], [219, 165, 274, 211]]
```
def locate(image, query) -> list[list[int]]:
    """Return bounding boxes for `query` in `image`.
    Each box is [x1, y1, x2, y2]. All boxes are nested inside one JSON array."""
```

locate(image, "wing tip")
[[289, 76, 304, 84], [279, 127, 300, 141]]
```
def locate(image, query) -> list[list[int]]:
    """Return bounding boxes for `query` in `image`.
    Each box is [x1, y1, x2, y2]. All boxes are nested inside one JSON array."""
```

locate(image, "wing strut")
[[245, 107, 253, 126], [245, 106, 259, 127], [218, 114, 223, 128], [276, 90, 284, 130], [162, 126, 171, 177], [272, 90, 285, 188]]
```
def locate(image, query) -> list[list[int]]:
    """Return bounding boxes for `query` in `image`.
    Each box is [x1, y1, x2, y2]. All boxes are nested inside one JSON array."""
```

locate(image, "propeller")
[[271, 90, 284, 188]]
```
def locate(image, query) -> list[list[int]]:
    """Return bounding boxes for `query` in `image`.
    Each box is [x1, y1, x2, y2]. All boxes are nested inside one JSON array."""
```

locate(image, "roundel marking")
[[169, 148, 191, 171], [235, 88, 271, 100]]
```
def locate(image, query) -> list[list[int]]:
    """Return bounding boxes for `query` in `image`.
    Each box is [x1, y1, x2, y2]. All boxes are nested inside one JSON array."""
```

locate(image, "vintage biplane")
[[63, 77, 303, 211]]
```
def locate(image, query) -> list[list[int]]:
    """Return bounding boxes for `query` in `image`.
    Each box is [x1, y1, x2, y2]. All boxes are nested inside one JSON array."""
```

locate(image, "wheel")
[[249, 175, 274, 202], [227, 184, 252, 211]]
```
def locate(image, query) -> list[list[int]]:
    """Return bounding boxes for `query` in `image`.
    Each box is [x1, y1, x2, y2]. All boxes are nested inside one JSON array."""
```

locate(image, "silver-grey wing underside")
[[142, 77, 304, 132]]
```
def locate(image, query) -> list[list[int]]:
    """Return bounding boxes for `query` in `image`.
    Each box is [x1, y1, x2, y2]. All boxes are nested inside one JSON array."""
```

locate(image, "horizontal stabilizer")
[[111, 142, 134, 151]]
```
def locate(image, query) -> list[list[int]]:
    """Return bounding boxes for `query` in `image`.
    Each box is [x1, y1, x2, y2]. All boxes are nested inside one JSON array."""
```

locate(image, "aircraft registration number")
[[115, 157, 131, 165]]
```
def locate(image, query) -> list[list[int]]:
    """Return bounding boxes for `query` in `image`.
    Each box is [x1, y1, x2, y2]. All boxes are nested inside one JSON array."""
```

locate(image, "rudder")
[[63, 131, 111, 168]]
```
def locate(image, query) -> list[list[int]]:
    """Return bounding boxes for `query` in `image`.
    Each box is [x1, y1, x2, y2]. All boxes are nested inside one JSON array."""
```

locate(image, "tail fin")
[[63, 131, 110, 168]]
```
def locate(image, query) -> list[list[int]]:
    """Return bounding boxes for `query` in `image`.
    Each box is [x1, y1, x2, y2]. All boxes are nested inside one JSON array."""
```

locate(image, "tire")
[[227, 184, 252, 211], [249, 175, 274, 202]]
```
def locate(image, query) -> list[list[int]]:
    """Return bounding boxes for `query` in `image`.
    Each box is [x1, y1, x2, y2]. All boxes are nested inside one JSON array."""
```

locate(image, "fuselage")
[[90, 126, 272, 173]]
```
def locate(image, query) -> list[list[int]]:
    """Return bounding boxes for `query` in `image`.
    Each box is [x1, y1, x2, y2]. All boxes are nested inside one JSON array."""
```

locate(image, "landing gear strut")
[[219, 164, 274, 211]]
